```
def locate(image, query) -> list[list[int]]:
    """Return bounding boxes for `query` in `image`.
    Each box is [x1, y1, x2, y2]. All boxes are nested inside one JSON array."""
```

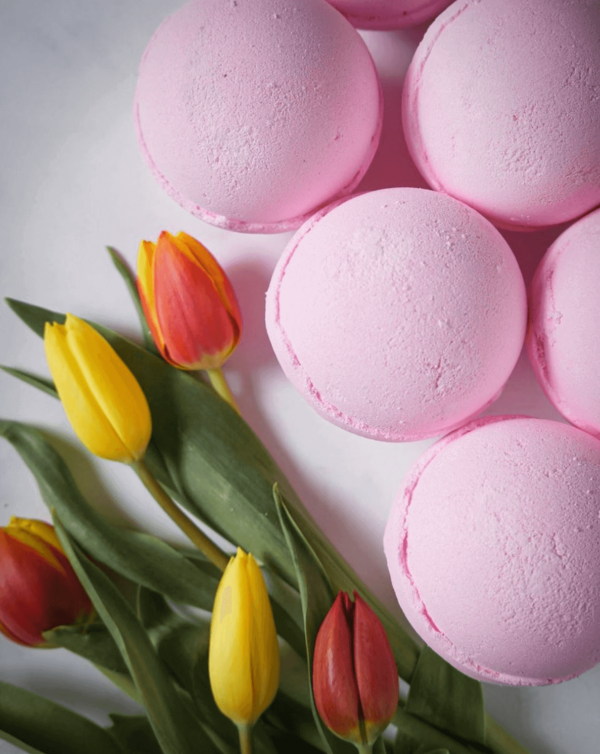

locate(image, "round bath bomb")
[[384, 415, 600, 685], [403, 0, 600, 231], [265, 188, 526, 441], [134, 0, 382, 233], [527, 208, 600, 437], [325, 0, 452, 29]]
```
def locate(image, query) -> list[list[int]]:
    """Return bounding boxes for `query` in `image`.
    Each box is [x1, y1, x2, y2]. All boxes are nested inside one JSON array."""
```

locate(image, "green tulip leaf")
[[405, 647, 486, 747], [0, 420, 218, 611], [0, 366, 57, 397], [276, 488, 356, 754], [107, 715, 162, 754], [43, 622, 129, 676], [394, 711, 486, 754], [106, 247, 157, 354], [0, 680, 126, 754], [52, 516, 221, 754], [5, 298, 420, 681]]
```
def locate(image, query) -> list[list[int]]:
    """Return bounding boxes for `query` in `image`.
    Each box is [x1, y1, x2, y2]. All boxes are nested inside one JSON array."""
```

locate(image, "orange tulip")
[[0, 518, 92, 647], [313, 591, 399, 748], [137, 231, 242, 371]]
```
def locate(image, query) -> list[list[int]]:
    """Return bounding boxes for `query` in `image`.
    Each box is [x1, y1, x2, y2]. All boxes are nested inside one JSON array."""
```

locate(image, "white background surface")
[[0, 2, 599, 753]]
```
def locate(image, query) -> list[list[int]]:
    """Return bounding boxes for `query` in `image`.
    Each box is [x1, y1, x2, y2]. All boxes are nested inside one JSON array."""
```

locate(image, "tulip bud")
[[313, 592, 399, 748], [44, 314, 152, 463], [209, 548, 280, 729], [0, 518, 92, 647], [137, 231, 242, 371]]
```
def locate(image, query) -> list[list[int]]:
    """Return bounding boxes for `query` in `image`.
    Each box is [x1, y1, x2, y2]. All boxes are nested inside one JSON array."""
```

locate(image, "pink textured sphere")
[[528, 208, 600, 437], [266, 188, 526, 441], [326, 0, 452, 29], [134, 0, 382, 233], [403, 0, 600, 231], [384, 416, 600, 685]]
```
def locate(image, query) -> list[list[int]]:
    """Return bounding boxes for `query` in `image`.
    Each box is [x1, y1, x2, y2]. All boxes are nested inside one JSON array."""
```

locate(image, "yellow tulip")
[[44, 314, 152, 463], [209, 548, 280, 730]]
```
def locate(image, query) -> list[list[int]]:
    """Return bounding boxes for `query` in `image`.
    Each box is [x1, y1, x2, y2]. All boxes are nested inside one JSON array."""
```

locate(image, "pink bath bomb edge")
[[134, 0, 382, 234], [326, 0, 452, 29], [266, 188, 526, 441], [403, 0, 600, 231], [384, 415, 600, 685], [527, 208, 600, 438]]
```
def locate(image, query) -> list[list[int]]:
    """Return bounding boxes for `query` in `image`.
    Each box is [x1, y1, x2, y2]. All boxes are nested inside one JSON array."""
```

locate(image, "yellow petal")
[[246, 553, 280, 718], [137, 240, 166, 354], [4, 520, 64, 572], [209, 549, 255, 725], [44, 315, 152, 462]]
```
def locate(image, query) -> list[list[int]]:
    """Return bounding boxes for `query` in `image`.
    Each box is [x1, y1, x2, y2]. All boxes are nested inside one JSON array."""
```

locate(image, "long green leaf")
[[106, 247, 157, 354], [43, 622, 129, 676], [276, 489, 356, 754], [0, 366, 57, 397], [405, 647, 486, 746], [52, 516, 220, 754], [0, 681, 125, 754], [107, 715, 163, 754], [0, 420, 218, 611], [394, 711, 483, 754]]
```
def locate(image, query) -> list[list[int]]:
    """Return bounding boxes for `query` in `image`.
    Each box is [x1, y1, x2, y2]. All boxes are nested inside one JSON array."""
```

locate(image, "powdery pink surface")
[[134, 0, 382, 234], [384, 415, 600, 685], [527, 208, 600, 438], [403, 0, 600, 231], [265, 188, 526, 441], [326, 0, 451, 29]]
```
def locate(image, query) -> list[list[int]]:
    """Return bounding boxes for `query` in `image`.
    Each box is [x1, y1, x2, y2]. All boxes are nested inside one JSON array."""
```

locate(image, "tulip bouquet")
[[0, 232, 529, 754]]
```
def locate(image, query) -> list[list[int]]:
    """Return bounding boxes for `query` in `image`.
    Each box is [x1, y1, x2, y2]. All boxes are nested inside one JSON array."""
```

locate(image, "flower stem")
[[356, 744, 373, 754], [133, 460, 229, 572], [238, 725, 252, 754], [207, 367, 240, 413]]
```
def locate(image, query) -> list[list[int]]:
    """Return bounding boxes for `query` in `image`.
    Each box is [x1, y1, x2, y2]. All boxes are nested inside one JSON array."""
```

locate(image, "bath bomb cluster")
[[266, 188, 526, 441], [527, 208, 600, 438], [325, 0, 452, 29], [135, 0, 382, 233], [384, 416, 600, 686], [403, 0, 600, 230]]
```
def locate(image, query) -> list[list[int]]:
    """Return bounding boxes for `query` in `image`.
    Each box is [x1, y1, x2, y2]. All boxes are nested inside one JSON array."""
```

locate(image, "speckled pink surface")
[[134, 0, 382, 234], [265, 188, 526, 441], [326, 0, 452, 29], [527, 209, 600, 439], [384, 415, 600, 685], [403, 0, 600, 231]]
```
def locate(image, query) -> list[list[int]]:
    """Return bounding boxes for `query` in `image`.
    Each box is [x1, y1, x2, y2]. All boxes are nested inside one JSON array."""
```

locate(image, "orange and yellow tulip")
[[0, 518, 92, 647]]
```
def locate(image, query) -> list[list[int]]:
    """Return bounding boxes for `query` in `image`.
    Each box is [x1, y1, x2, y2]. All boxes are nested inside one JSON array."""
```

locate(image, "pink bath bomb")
[[325, 0, 452, 29], [403, 0, 600, 231], [384, 415, 600, 685], [266, 188, 526, 441], [134, 0, 382, 234], [527, 208, 600, 437]]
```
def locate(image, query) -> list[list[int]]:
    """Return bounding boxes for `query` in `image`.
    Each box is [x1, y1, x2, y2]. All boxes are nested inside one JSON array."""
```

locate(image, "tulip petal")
[[245, 552, 280, 719], [0, 530, 90, 646], [9, 517, 62, 553], [209, 549, 255, 725], [353, 593, 399, 743], [153, 234, 238, 370], [46, 315, 152, 462], [312, 592, 362, 743], [137, 240, 167, 356]]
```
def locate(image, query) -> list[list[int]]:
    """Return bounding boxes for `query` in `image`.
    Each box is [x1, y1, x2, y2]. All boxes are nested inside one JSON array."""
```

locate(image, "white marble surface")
[[0, 2, 599, 753]]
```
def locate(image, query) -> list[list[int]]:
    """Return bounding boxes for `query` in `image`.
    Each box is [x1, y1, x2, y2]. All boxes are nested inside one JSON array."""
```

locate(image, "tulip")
[[313, 591, 399, 752], [209, 548, 279, 752], [44, 314, 152, 463], [0, 517, 92, 647], [136, 231, 242, 372]]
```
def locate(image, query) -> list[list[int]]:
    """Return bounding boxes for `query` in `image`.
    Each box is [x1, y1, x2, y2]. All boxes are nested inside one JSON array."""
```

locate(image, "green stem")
[[485, 714, 531, 754], [207, 367, 240, 413], [238, 725, 252, 754], [133, 460, 229, 572], [356, 745, 373, 754]]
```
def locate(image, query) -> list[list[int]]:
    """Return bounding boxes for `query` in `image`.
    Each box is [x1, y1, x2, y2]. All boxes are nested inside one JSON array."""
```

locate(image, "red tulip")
[[137, 231, 242, 371], [0, 518, 92, 647], [312, 591, 399, 748]]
